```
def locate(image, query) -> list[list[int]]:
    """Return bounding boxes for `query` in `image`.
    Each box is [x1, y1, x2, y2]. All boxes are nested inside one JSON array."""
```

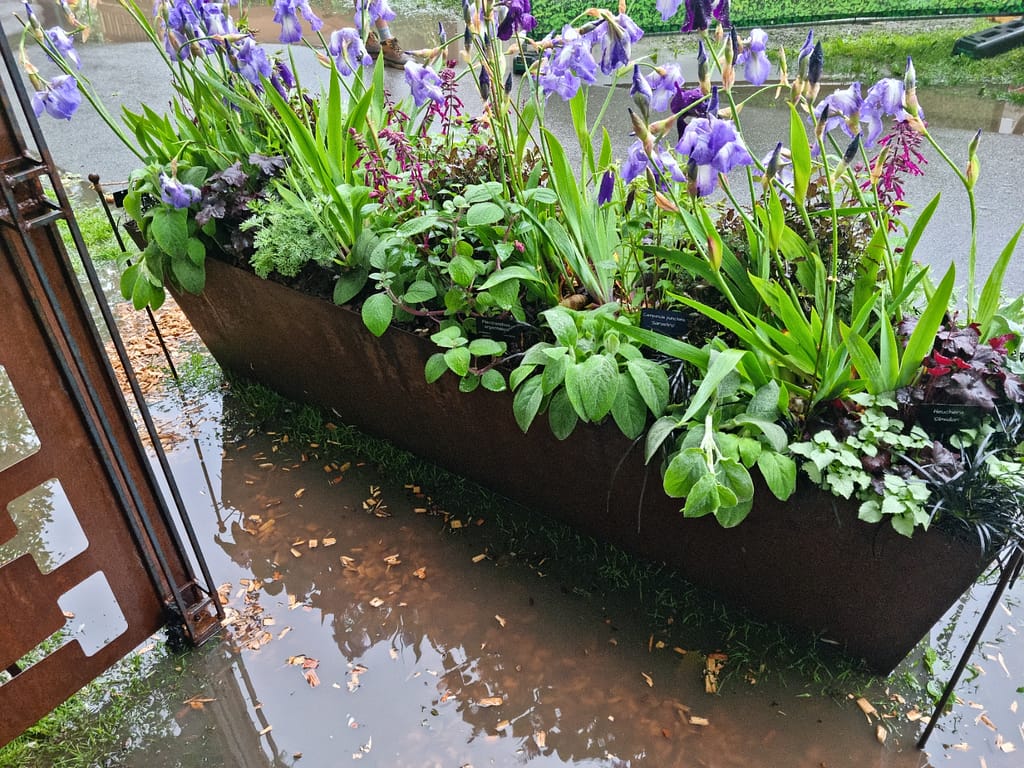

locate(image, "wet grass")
[[821, 22, 1024, 103]]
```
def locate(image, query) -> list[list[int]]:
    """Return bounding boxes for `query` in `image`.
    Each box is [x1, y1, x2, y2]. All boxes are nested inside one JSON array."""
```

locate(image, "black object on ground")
[[953, 18, 1024, 59]]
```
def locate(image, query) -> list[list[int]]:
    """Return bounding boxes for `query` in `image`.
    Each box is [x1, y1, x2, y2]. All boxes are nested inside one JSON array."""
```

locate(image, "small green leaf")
[[449, 254, 480, 287], [683, 473, 720, 518], [171, 254, 205, 294], [481, 369, 506, 392], [542, 306, 579, 347], [715, 496, 753, 528], [645, 417, 678, 463], [756, 451, 797, 500], [334, 268, 369, 305], [468, 338, 506, 357], [509, 364, 537, 391], [513, 376, 543, 432], [611, 372, 648, 440], [361, 292, 394, 337], [548, 388, 579, 440], [626, 358, 669, 417], [425, 353, 448, 383], [444, 346, 471, 377], [465, 201, 506, 228], [458, 373, 480, 392], [664, 448, 709, 498], [150, 207, 189, 258], [403, 280, 437, 304]]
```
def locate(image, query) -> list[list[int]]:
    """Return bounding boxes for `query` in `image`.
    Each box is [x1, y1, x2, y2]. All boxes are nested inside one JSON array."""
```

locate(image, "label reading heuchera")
[[915, 403, 985, 435], [640, 309, 689, 339]]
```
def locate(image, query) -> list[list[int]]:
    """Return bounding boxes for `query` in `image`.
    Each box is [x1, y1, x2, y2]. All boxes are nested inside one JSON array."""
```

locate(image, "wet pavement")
[[2, 3, 1024, 766]]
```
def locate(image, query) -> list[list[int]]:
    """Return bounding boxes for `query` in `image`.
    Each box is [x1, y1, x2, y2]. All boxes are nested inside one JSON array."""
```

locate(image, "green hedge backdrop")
[[531, 1, 1024, 33]]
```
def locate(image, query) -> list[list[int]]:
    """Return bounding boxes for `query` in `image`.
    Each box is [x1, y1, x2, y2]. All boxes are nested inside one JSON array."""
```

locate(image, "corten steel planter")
[[173, 258, 990, 673]]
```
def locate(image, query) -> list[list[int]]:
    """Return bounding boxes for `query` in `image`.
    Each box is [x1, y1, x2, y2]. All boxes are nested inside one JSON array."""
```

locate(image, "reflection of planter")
[[173, 259, 989, 673]]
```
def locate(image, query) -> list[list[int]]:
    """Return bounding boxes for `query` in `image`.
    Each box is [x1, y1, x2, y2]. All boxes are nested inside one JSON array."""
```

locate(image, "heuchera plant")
[[18, 0, 1024, 541]]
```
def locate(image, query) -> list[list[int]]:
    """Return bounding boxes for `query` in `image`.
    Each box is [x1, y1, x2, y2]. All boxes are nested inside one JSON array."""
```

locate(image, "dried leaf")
[[875, 725, 887, 744], [184, 695, 216, 710], [294, 488, 306, 499], [303, 670, 320, 687], [369, 597, 385, 608], [286, 655, 308, 666], [979, 712, 997, 731], [472, 554, 488, 563], [642, 672, 654, 688], [494, 615, 507, 628], [413, 567, 427, 580], [688, 716, 709, 726], [477, 696, 503, 708], [856, 697, 878, 721]]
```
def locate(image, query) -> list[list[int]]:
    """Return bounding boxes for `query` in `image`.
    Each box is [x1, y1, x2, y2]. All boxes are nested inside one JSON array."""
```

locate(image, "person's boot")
[[365, 32, 410, 68]]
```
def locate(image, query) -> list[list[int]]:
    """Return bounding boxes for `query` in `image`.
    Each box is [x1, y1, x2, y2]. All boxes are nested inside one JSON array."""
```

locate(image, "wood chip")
[[688, 716, 709, 726], [876, 725, 887, 744], [534, 731, 546, 749], [322, 537, 336, 547], [259, 725, 273, 735], [477, 696, 503, 708], [294, 488, 306, 499], [856, 697, 878, 721], [413, 567, 427, 580], [495, 615, 507, 628], [472, 554, 488, 563], [369, 597, 385, 608], [290, 548, 302, 558], [642, 672, 654, 688]]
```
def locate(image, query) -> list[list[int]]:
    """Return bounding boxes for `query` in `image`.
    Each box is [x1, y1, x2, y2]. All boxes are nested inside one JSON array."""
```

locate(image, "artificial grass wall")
[[531, 1, 1024, 33]]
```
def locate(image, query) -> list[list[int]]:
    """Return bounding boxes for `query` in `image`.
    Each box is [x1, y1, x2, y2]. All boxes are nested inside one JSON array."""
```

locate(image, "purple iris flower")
[[404, 61, 444, 107], [681, 0, 729, 33], [676, 116, 752, 196], [631, 64, 653, 121], [737, 28, 770, 85], [272, 0, 323, 44], [328, 27, 372, 77], [657, 0, 683, 20], [45, 26, 81, 69], [815, 82, 863, 138], [646, 64, 684, 112], [355, 0, 396, 29], [31, 74, 80, 121], [619, 139, 687, 186], [159, 173, 202, 208], [598, 169, 615, 205], [539, 27, 598, 101], [496, 0, 537, 41], [232, 37, 272, 90], [270, 60, 296, 99], [862, 78, 908, 146]]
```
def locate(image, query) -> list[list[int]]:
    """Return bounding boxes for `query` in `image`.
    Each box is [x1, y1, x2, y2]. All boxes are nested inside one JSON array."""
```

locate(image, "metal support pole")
[[917, 545, 1024, 750]]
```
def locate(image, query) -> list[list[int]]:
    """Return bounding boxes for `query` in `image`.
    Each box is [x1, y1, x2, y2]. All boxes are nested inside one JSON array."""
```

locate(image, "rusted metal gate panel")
[[0, 32, 218, 745]]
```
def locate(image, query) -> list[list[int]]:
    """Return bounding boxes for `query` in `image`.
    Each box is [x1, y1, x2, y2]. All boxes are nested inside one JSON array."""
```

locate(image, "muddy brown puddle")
[[63, 381, 1005, 768]]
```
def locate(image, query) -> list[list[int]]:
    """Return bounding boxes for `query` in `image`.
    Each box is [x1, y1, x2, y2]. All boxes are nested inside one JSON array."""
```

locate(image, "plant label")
[[640, 309, 688, 339], [915, 404, 985, 435]]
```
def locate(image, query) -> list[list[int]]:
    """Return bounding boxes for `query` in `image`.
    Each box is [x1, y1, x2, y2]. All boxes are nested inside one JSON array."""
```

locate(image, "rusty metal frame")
[[0, 22, 220, 745]]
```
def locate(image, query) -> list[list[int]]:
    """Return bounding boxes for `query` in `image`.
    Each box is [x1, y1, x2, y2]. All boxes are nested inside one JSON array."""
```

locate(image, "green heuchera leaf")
[[611, 372, 647, 440], [425, 353, 448, 384], [361, 292, 393, 337], [756, 451, 797, 500], [548, 388, 578, 440], [513, 376, 543, 432], [444, 346, 471, 377]]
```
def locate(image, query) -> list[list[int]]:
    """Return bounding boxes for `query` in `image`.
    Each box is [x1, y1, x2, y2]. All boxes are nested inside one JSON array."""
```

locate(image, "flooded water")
[[13, 360, 1003, 768]]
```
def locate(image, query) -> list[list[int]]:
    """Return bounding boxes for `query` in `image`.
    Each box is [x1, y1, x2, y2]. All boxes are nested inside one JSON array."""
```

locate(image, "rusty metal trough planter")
[[174, 259, 989, 673]]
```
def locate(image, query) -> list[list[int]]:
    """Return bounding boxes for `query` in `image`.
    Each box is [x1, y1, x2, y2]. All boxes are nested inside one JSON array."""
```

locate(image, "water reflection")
[[209, 426, 931, 767]]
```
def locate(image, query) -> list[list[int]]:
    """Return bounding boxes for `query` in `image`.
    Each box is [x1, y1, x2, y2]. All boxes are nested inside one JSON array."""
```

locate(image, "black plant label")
[[640, 309, 689, 339], [477, 317, 540, 348], [916, 403, 986, 435]]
